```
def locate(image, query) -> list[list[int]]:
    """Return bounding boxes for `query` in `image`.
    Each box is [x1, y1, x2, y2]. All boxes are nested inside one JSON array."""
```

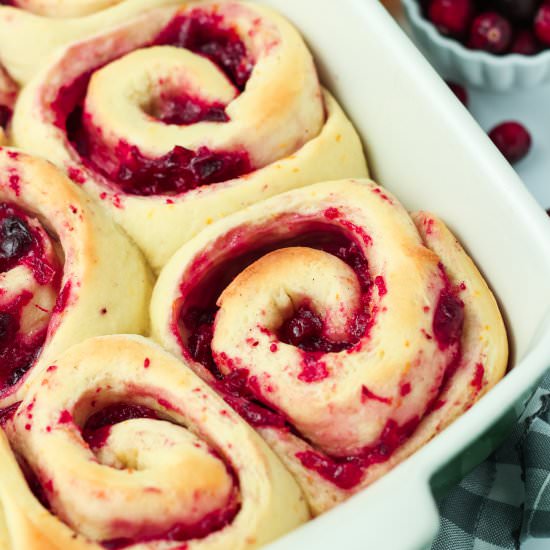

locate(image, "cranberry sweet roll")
[[0, 148, 151, 408], [0, 335, 309, 549], [151, 179, 508, 514], [12, 0, 367, 271], [0, 0, 181, 85]]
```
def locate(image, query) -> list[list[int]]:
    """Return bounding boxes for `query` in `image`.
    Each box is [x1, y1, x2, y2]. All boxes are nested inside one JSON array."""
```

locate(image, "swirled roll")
[[0, 148, 151, 407], [12, 0, 367, 271], [0, 0, 181, 85], [0, 335, 309, 549], [151, 178, 508, 514]]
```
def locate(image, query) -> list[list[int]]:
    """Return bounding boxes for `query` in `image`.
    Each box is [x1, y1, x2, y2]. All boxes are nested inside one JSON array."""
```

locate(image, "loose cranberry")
[[446, 81, 468, 106], [510, 29, 540, 55], [468, 12, 512, 54], [493, 0, 539, 22], [535, 5, 550, 46], [0, 216, 32, 265], [428, 0, 475, 37], [489, 121, 532, 164]]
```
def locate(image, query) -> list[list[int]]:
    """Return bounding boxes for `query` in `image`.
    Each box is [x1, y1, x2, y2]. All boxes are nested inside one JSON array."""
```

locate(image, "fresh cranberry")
[[535, 5, 550, 46], [282, 306, 323, 347], [489, 121, 532, 164], [468, 12, 512, 53], [0, 105, 11, 129], [510, 29, 540, 55], [433, 292, 464, 349], [493, 0, 539, 22], [0, 216, 32, 267], [446, 81, 468, 106], [428, 0, 475, 37]]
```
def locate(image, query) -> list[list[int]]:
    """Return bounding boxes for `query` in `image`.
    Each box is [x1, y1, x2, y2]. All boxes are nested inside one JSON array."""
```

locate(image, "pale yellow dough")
[[151, 178, 508, 515], [12, 1, 368, 271], [0, 335, 309, 549], [0, 148, 152, 407], [0, 0, 183, 84]]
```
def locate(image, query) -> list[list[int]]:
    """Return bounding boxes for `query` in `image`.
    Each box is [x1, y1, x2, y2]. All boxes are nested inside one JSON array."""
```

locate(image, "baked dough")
[[0, 335, 309, 549], [0, 0, 182, 84]]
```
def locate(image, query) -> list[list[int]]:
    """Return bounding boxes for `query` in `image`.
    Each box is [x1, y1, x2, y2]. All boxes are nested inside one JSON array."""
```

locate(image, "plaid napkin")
[[432, 371, 550, 550]]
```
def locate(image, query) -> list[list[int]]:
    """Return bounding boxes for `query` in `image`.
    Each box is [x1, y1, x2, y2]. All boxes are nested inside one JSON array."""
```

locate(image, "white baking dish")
[[252, 0, 550, 548]]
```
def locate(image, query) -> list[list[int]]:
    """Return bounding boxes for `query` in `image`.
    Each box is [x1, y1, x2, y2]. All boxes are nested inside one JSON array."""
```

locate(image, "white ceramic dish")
[[251, 1, 550, 548], [401, 0, 550, 92]]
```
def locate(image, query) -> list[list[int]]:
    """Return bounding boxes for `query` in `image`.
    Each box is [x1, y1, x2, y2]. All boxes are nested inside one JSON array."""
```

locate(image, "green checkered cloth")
[[433, 371, 550, 550]]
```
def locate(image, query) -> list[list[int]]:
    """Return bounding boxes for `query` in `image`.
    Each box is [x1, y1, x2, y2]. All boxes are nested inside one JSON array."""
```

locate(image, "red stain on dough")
[[361, 385, 392, 404]]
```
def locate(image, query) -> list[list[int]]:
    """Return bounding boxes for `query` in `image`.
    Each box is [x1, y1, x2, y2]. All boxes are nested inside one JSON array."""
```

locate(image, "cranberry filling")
[[82, 403, 158, 449], [216, 368, 287, 429], [102, 503, 240, 549], [154, 10, 253, 90], [0, 105, 12, 129], [279, 306, 355, 354], [151, 95, 229, 126], [296, 417, 420, 490], [51, 10, 255, 196], [432, 291, 464, 349], [0, 203, 61, 391]]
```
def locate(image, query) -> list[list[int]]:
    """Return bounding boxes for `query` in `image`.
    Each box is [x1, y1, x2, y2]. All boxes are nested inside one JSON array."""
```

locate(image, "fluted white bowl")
[[402, 0, 550, 91]]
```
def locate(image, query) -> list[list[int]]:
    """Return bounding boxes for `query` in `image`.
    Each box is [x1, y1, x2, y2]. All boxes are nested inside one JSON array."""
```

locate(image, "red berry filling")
[[489, 121, 532, 164], [151, 94, 229, 126], [101, 504, 240, 549], [296, 417, 420, 490], [154, 10, 253, 90], [51, 10, 256, 196], [173, 216, 465, 490], [82, 403, 158, 449], [0, 105, 11, 129], [0, 203, 61, 391], [433, 291, 465, 349]]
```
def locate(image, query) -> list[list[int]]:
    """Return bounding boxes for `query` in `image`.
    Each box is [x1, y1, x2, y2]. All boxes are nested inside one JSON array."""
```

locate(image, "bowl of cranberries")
[[402, 0, 550, 90]]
